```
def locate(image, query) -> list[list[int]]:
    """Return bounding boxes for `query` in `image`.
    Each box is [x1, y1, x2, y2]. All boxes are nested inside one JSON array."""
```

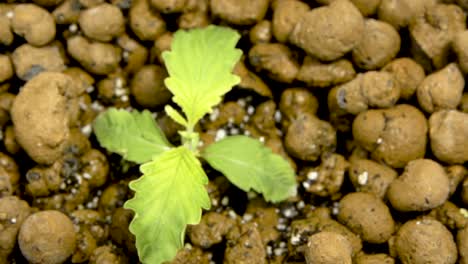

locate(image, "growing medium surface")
[[0, 0, 468, 264]]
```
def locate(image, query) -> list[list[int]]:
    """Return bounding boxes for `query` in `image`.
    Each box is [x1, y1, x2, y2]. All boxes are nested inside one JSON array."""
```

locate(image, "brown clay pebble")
[[290, 0, 364, 61], [279, 87, 319, 129], [79, 3, 125, 42], [19, 210, 76, 264], [301, 154, 348, 197], [349, 159, 397, 198], [0, 196, 31, 262], [130, 65, 172, 108], [11, 43, 66, 81], [150, 0, 186, 13], [285, 113, 336, 161], [210, 0, 269, 26], [297, 56, 356, 88], [417, 63, 464, 113], [305, 231, 352, 264], [338, 192, 395, 243], [354, 253, 395, 264], [224, 223, 266, 264], [249, 20, 272, 44], [352, 105, 427, 168], [272, 0, 309, 43], [352, 19, 400, 70], [248, 43, 299, 83], [11, 4, 56, 46], [409, 4, 465, 69], [387, 159, 450, 212], [382, 58, 425, 100], [336, 71, 400, 114], [0, 55, 13, 83], [11, 72, 82, 164], [52, 0, 81, 24], [377, 0, 430, 29], [129, 0, 166, 41], [0, 16, 14, 46], [394, 218, 457, 264], [453, 30, 468, 74], [350, 0, 381, 16], [67, 36, 122, 75], [458, 226, 468, 264], [188, 212, 236, 248], [429, 110, 468, 164]]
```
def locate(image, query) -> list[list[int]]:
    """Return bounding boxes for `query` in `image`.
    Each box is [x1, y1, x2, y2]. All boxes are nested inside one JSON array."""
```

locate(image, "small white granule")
[[69, 23, 78, 33], [357, 171, 369, 185], [81, 124, 92, 137], [247, 105, 255, 115], [209, 108, 220, 121], [274, 110, 282, 123], [215, 129, 226, 141], [221, 196, 229, 206], [307, 171, 318, 181]]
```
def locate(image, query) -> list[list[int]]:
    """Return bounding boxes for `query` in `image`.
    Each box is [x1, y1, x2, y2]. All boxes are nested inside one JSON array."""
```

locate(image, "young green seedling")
[[93, 25, 297, 264]]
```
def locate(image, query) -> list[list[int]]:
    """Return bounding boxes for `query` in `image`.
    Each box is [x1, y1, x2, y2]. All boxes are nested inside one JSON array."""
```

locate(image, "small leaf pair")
[[93, 25, 297, 264]]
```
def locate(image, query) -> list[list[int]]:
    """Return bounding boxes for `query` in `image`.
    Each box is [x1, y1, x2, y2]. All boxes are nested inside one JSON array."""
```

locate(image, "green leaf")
[[93, 108, 171, 163], [202, 135, 297, 203], [125, 146, 211, 264], [164, 105, 188, 127], [162, 25, 242, 128]]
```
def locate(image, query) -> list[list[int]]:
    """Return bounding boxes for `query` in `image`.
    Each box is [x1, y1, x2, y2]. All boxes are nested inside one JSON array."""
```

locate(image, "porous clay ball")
[[79, 3, 125, 42], [150, 0, 186, 13], [352, 105, 427, 168], [32, 0, 64, 6], [279, 87, 318, 129], [249, 20, 272, 44], [67, 36, 122, 75], [285, 113, 336, 161], [11, 4, 56, 46], [387, 159, 450, 212], [0, 55, 13, 83], [52, 0, 81, 24], [349, 0, 381, 16], [11, 72, 82, 164], [354, 253, 395, 264], [19, 210, 76, 264], [0, 196, 31, 262], [290, 0, 364, 61], [336, 71, 400, 114], [210, 0, 269, 26], [417, 63, 464, 113], [377, 0, 431, 29], [409, 4, 465, 69], [348, 159, 397, 199], [305, 231, 352, 264], [272, 0, 309, 43], [458, 226, 468, 264], [394, 218, 457, 264], [11, 44, 66, 81], [129, 0, 166, 41], [453, 30, 468, 74], [382, 58, 425, 100], [297, 57, 356, 88], [248, 43, 299, 83], [0, 16, 14, 46], [130, 65, 172, 108], [429, 110, 468, 164], [352, 19, 400, 70], [338, 192, 395, 243]]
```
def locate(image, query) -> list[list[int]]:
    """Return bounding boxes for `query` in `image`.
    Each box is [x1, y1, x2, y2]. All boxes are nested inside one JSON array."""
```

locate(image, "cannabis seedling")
[[93, 25, 297, 264]]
